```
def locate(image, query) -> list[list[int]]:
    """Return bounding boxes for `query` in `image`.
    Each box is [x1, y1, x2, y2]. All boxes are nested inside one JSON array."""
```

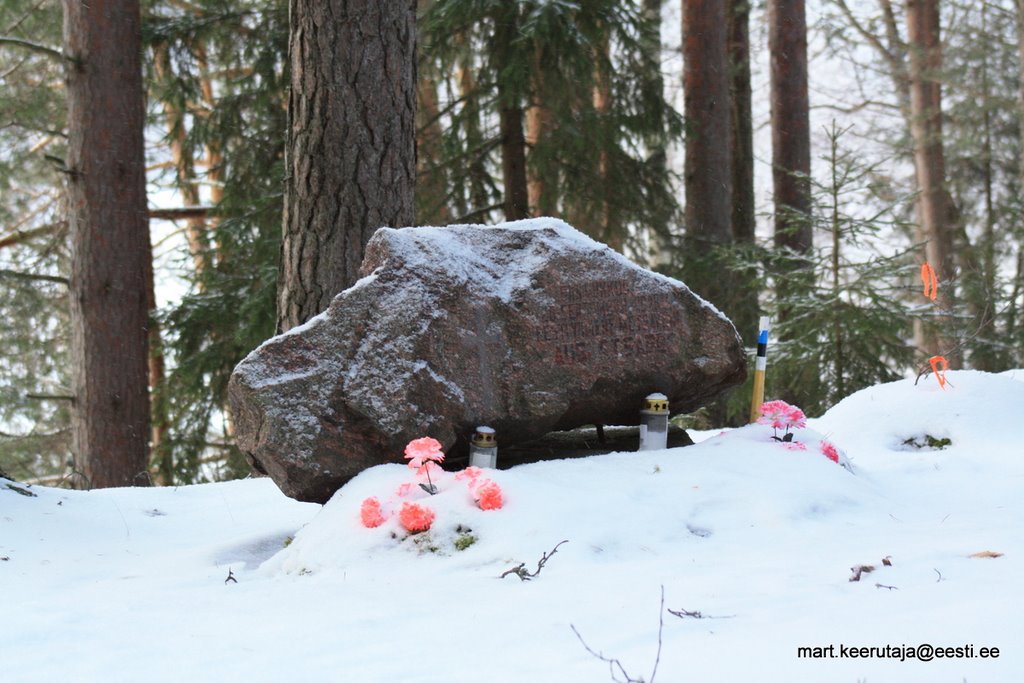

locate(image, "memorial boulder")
[[229, 219, 745, 503]]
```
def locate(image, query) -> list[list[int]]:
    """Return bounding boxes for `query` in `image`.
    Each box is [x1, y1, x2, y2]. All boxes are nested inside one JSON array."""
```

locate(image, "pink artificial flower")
[[758, 400, 807, 431], [360, 497, 387, 528], [786, 405, 807, 429], [475, 479, 504, 511], [781, 441, 807, 451], [404, 437, 446, 475], [394, 482, 413, 498], [399, 502, 435, 533], [821, 440, 840, 464], [455, 466, 484, 483]]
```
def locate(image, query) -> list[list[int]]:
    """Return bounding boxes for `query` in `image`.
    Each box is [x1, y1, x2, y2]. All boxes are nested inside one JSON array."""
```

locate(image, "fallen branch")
[[667, 606, 735, 620], [4, 481, 36, 497], [849, 564, 876, 582], [500, 540, 568, 581], [571, 585, 664, 683]]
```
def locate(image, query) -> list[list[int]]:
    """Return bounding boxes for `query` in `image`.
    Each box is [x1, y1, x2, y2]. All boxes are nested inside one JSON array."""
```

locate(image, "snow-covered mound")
[[2, 371, 1021, 682], [814, 370, 1024, 458], [263, 420, 856, 579]]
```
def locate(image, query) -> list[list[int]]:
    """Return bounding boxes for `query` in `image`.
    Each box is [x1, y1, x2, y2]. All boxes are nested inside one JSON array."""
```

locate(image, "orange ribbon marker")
[[921, 262, 938, 301], [929, 355, 949, 390]]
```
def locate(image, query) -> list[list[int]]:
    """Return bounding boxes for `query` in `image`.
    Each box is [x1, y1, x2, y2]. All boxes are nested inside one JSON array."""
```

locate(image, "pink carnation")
[[404, 437, 446, 475], [821, 440, 840, 464], [399, 502, 435, 533], [360, 497, 387, 528], [475, 479, 504, 511], [758, 400, 807, 430], [455, 466, 484, 484]]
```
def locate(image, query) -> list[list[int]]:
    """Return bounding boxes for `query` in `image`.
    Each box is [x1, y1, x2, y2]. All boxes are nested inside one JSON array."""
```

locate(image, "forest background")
[[1, 0, 1022, 486]]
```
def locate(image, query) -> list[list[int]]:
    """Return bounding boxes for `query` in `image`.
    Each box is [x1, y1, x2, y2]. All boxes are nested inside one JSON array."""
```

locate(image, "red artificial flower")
[[399, 502, 435, 533], [475, 479, 504, 511], [360, 497, 387, 528]]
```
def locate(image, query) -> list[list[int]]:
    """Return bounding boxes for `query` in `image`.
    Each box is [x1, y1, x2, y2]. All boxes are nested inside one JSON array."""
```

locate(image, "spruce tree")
[[419, 0, 682, 258], [768, 124, 915, 414]]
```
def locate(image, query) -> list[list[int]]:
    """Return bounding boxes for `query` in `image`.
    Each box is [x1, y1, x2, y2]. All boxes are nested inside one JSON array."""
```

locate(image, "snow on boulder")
[[229, 218, 746, 503]]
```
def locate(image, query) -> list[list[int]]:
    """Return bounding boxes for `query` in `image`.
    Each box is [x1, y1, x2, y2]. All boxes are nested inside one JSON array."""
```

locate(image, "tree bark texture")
[[525, 98, 555, 216], [725, 0, 758, 344], [499, 103, 530, 221], [526, 45, 555, 218], [494, 8, 529, 222], [768, 0, 812, 254], [278, 0, 417, 332], [905, 0, 956, 357], [728, 0, 755, 245], [683, 0, 733, 247], [592, 31, 619, 251], [63, 0, 152, 487], [641, 0, 674, 267]]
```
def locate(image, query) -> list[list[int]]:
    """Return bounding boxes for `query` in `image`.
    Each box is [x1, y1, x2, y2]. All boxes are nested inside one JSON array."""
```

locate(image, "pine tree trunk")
[[972, 13, 997, 371], [726, 0, 758, 345], [768, 0, 816, 404], [683, 0, 732, 248], [64, 0, 151, 488], [728, 0, 755, 245], [526, 46, 555, 217], [499, 103, 530, 221], [592, 32, 618, 251], [905, 0, 956, 360], [641, 0, 673, 267], [145, 237, 172, 485], [494, 8, 529, 222], [525, 100, 554, 216], [768, 0, 812, 254], [682, 0, 734, 318], [278, 0, 417, 332]]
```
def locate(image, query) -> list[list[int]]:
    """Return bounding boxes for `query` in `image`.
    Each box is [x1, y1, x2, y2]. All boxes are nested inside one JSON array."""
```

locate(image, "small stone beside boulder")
[[229, 218, 745, 503]]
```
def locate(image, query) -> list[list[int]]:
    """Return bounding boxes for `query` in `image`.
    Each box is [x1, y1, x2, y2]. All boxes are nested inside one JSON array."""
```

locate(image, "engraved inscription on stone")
[[540, 282, 682, 365]]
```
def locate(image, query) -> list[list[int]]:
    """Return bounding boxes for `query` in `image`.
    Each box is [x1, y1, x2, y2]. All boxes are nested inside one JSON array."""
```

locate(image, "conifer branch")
[[0, 36, 71, 64], [0, 223, 63, 250], [149, 206, 215, 221], [0, 268, 68, 286], [25, 393, 75, 402]]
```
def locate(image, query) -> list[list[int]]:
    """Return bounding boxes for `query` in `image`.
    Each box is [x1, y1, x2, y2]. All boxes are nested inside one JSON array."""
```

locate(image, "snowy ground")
[[2, 370, 1022, 682]]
